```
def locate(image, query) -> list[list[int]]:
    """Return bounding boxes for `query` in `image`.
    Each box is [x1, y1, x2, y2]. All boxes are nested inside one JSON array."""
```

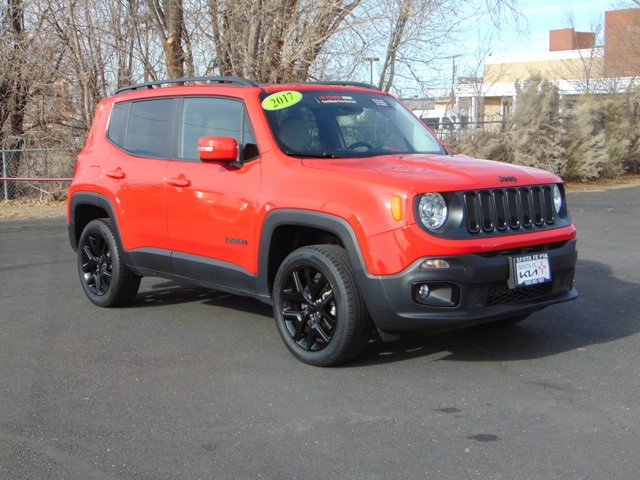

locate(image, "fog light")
[[413, 282, 459, 307], [417, 284, 430, 300]]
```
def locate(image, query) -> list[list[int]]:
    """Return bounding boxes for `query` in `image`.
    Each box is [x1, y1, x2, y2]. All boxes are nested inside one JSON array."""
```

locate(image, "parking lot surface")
[[1, 186, 639, 479]]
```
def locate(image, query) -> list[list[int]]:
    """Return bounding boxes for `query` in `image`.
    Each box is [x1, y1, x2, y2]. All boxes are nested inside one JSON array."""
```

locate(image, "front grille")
[[464, 268, 574, 311], [487, 282, 553, 306], [463, 186, 556, 235]]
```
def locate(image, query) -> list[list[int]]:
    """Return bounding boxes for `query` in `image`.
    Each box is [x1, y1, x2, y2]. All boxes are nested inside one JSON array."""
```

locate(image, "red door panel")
[[104, 149, 169, 251], [165, 160, 261, 273]]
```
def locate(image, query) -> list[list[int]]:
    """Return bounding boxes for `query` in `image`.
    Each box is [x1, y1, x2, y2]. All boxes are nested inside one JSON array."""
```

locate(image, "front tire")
[[273, 245, 371, 366], [77, 219, 141, 307]]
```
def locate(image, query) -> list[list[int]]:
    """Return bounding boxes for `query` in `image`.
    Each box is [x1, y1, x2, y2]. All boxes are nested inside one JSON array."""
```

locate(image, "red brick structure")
[[604, 8, 640, 78], [549, 28, 595, 51]]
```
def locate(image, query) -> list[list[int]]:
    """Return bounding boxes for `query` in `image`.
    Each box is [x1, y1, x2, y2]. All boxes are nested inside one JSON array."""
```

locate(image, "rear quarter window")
[[106, 103, 128, 146]]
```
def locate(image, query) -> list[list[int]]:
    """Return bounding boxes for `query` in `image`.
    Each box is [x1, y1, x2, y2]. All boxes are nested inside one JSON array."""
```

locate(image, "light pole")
[[362, 57, 379, 85], [449, 55, 460, 102]]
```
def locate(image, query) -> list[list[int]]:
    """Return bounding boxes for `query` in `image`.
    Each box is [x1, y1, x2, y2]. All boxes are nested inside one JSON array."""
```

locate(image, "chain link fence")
[[1, 148, 75, 201], [426, 119, 506, 141]]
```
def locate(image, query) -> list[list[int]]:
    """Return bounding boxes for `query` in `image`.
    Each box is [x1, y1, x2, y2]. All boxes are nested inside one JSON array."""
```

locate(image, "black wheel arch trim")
[[68, 191, 121, 252], [256, 209, 370, 299]]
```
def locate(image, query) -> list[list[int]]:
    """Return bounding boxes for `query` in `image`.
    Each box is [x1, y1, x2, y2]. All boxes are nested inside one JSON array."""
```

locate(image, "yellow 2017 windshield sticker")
[[262, 91, 303, 111]]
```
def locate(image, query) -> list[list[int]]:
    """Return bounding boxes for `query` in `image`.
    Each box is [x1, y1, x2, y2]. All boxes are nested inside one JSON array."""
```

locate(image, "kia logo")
[[499, 176, 518, 183]]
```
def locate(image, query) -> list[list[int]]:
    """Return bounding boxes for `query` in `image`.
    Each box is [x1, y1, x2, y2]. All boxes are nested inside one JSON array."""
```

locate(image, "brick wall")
[[549, 28, 595, 52], [604, 8, 640, 78]]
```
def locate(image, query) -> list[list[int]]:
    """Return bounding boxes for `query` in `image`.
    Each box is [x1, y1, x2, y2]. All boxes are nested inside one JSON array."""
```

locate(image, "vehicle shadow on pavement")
[[126, 259, 638, 367], [133, 279, 273, 317], [354, 258, 640, 366]]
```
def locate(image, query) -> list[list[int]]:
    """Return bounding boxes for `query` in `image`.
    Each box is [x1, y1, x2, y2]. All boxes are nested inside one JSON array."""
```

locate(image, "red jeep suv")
[[67, 77, 577, 366]]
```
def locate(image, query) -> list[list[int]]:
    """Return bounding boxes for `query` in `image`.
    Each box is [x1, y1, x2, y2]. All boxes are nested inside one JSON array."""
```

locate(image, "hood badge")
[[499, 176, 518, 183]]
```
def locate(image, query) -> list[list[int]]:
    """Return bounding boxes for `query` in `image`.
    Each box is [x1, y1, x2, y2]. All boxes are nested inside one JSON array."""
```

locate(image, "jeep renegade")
[[67, 77, 577, 366]]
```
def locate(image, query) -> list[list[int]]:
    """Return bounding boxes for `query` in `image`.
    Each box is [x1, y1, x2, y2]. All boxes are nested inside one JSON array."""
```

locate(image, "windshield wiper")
[[284, 151, 337, 158]]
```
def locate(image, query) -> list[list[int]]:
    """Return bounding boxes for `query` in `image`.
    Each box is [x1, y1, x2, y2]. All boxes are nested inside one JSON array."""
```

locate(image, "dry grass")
[[564, 174, 640, 192], [0, 199, 67, 219]]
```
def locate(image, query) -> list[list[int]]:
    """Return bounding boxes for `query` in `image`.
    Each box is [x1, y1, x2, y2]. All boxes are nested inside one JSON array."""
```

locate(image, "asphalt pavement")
[[1, 186, 639, 479]]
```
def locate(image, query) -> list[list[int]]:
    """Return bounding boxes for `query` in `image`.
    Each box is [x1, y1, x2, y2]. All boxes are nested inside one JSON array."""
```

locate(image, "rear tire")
[[77, 219, 141, 307], [273, 245, 371, 366]]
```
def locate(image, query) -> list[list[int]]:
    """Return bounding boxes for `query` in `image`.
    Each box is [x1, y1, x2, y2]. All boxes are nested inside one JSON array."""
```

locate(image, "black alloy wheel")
[[77, 219, 140, 307], [82, 229, 112, 296], [273, 245, 370, 366]]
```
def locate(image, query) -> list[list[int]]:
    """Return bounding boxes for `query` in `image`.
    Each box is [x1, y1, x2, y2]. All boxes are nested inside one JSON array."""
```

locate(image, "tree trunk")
[[146, 0, 186, 78], [1, 0, 27, 198]]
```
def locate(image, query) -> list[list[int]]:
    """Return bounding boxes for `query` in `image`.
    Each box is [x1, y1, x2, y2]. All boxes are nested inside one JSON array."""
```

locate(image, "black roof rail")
[[115, 76, 258, 94], [303, 81, 380, 91]]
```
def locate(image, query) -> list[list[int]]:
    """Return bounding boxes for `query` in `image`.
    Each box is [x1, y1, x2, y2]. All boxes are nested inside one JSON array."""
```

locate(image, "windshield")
[[261, 90, 446, 158]]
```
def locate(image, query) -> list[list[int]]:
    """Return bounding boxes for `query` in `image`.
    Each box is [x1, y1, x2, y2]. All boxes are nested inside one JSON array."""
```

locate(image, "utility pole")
[[450, 55, 460, 102], [363, 57, 379, 85]]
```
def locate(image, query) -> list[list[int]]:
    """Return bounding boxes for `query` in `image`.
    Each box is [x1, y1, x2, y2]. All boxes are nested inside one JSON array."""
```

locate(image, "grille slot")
[[464, 192, 480, 233], [464, 186, 556, 235], [493, 190, 508, 231], [463, 268, 574, 311], [487, 282, 553, 307], [531, 187, 543, 225]]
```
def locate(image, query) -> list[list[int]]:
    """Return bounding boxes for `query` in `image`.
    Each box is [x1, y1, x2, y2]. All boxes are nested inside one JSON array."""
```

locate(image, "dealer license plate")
[[508, 253, 552, 289]]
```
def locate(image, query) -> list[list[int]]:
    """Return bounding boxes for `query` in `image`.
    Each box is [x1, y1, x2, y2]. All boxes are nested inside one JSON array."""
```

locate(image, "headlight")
[[418, 193, 448, 231], [552, 184, 562, 214]]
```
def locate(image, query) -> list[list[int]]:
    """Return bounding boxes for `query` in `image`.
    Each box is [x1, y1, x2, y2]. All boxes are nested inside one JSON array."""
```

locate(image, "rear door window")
[[124, 98, 175, 158]]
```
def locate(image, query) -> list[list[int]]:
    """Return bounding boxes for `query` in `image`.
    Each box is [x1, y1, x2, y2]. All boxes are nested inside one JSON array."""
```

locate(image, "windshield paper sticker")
[[262, 91, 303, 111], [315, 95, 358, 105], [371, 98, 390, 108]]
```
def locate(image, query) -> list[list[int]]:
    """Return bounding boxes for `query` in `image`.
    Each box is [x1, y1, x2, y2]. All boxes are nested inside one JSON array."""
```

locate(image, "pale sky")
[[491, 0, 608, 55]]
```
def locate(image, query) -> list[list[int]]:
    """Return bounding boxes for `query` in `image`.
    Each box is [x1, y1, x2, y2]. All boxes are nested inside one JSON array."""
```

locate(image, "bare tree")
[[206, 0, 361, 83], [376, 0, 411, 91], [1, 0, 28, 147], [145, 0, 187, 78], [1, 0, 24, 197], [310, 0, 521, 96], [366, 0, 462, 92], [1, 0, 527, 162], [105, 1, 142, 88], [43, 0, 108, 129]]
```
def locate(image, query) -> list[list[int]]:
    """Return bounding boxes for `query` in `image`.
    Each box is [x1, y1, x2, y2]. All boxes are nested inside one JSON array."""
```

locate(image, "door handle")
[[105, 168, 125, 179], [168, 176, 191, 188]]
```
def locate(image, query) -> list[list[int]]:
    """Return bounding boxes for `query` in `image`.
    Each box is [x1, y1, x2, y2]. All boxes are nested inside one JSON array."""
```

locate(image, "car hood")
[[301, 154, 561, 191]]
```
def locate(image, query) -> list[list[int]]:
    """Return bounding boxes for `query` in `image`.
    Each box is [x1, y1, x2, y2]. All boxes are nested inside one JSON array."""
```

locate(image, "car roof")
[[113, 76, 385, 100]]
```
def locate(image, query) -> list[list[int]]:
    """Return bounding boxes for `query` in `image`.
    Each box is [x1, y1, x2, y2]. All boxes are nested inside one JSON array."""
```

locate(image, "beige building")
[[454, 7, 640, 123]]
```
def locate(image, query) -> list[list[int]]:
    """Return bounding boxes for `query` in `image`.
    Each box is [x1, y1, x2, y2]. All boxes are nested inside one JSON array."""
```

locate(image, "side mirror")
[[198, 136, 239, 163]]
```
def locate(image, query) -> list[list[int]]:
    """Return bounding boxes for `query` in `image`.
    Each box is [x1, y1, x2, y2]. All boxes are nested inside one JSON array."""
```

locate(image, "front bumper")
[[357, 239, 577, 332]]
